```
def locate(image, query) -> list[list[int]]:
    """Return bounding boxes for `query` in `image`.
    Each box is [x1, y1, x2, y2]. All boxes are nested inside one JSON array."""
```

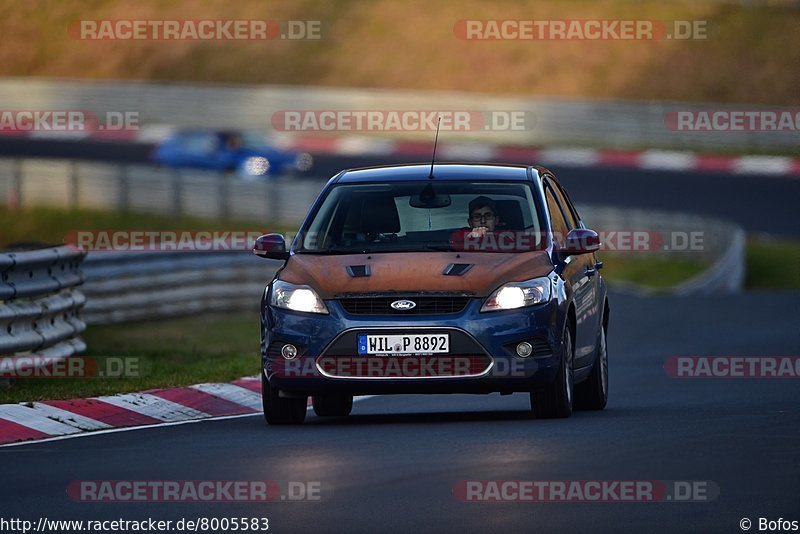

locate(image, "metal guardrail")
[[673, 227, 746, 295], [0, 246, 87, 377], [81, 251, 280, 324], [0, 158, 323, 226], [580, 206, 745, 295]]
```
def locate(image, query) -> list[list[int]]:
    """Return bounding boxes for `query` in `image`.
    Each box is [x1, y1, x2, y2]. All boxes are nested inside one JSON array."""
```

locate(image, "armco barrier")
[[0, 158, 323, 226], [80, 250, 281, 324], [579, 206, 745, 295], [0, 246, 87, 377]]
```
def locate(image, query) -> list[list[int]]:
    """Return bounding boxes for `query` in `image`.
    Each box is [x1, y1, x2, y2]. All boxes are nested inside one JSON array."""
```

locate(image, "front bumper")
[[262, 298, 565, 395]]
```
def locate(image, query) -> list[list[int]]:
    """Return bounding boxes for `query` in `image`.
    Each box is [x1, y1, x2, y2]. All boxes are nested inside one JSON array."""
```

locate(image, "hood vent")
[[346, 264, 371, 277], [442, 263, 473, 276]]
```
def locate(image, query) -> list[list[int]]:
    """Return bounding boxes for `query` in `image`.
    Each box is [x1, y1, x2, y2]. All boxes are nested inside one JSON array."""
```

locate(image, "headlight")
[[294, 152, 313, 171], [481, 277, 552, 312], [270, 280, 328, 314]]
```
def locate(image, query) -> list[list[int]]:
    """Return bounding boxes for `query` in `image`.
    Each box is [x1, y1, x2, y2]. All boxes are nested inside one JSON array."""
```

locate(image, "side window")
[[180, 133, 217, 155], [556, 183, 581, 227], [548, 181, 578, 229], [545, 187, 569, 245]]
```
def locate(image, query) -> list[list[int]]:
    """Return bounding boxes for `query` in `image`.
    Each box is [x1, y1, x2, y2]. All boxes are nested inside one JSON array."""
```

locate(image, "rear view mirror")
[[410, 183, 451, 208]]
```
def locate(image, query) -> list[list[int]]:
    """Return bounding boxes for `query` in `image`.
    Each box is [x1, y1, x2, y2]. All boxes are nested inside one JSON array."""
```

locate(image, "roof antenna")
[[428, 116, 441, 179]]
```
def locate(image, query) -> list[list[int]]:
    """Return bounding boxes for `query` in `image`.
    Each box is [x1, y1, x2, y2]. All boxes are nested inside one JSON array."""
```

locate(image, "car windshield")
[[295, 180, 545, 254], [238, 131, 270, 149]]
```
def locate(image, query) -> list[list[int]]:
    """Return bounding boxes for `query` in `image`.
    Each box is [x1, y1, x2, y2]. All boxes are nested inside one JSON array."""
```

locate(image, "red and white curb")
[[4, 127, 799, 177], [0, 377, 337, 447]]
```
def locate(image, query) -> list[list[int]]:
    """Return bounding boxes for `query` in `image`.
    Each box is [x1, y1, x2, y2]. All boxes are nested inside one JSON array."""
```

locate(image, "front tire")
[[575, 324, 608, 411], [531, 326, 574, 419], [312, 395, 354, 417], [262, 374, 307, 425]]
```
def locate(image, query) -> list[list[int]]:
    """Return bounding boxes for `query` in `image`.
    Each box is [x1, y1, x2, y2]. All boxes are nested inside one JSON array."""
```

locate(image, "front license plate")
[[358, 334, 449, 355]]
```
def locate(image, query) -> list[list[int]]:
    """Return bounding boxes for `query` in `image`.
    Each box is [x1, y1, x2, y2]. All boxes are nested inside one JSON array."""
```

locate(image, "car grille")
[[338, 296, 470, 315]]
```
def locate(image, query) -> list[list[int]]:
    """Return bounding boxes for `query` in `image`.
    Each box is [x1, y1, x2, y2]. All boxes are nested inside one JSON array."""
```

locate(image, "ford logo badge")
[[390, 299, 416, 311]]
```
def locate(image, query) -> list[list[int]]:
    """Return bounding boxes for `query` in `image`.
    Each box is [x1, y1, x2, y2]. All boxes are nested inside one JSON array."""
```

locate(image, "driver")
[[450, 196, 539, 252], [226, 133, 243, 151], [449, 196, 506, 251], [466, 196, 500, 238]]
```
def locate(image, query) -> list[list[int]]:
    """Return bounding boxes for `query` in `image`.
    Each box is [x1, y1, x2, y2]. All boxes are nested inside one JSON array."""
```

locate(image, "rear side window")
[[178, 133, 217, 155], [546, 180, 578, 230], [545, 188, 569, 241], [555, 183, 582, 227]]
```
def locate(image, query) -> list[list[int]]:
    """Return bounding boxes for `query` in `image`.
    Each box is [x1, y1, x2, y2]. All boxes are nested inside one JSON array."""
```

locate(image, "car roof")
[[335, 163, 538, 183]]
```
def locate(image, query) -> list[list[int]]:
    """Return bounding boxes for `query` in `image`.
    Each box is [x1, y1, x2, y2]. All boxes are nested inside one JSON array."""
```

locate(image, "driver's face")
[[469, 207, 498, 231], [227, 136, 242, 150]]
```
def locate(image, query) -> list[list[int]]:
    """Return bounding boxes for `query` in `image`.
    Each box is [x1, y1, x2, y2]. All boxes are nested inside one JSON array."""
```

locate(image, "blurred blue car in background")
[[152, 129, 313, 178]]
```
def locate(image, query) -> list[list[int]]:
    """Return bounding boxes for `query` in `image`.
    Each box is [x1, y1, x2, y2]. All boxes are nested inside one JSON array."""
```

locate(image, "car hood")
[[278, 251, 554, 299]]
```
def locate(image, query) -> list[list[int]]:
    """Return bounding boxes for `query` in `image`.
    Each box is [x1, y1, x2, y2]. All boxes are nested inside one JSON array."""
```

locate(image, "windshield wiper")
[[422, 243, 454, 251]]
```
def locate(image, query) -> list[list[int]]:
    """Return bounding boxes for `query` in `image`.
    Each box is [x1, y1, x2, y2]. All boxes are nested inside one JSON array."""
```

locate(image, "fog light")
[[516, 342, 533, 358], [281, 344, 298, 360]]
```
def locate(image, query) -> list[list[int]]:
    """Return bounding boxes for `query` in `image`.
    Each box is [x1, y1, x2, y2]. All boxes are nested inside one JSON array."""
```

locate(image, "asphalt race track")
[[0, 137, 154, 164], [2, 138, 798, 237], [3, 292, 798, 533]]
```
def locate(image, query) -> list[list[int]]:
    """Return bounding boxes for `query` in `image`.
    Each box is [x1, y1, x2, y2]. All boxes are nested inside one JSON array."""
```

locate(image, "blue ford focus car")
[[254, 163, 609, 424]]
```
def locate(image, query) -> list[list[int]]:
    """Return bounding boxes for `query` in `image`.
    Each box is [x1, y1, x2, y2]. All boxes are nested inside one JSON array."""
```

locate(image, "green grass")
[[602, 237, 800, 290], [599, 254, 709, 288], [0, 313, 260, 403], [745, 237, 800, 290]]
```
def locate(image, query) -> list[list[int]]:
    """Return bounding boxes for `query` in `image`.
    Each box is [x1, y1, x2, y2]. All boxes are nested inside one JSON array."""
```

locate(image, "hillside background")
[[0, 0, 797, 104]]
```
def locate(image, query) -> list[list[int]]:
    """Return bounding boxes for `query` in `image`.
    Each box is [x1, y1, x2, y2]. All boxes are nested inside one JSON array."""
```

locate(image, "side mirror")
[[561, 228, 600, 256], [253, 233, 289, 260]]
